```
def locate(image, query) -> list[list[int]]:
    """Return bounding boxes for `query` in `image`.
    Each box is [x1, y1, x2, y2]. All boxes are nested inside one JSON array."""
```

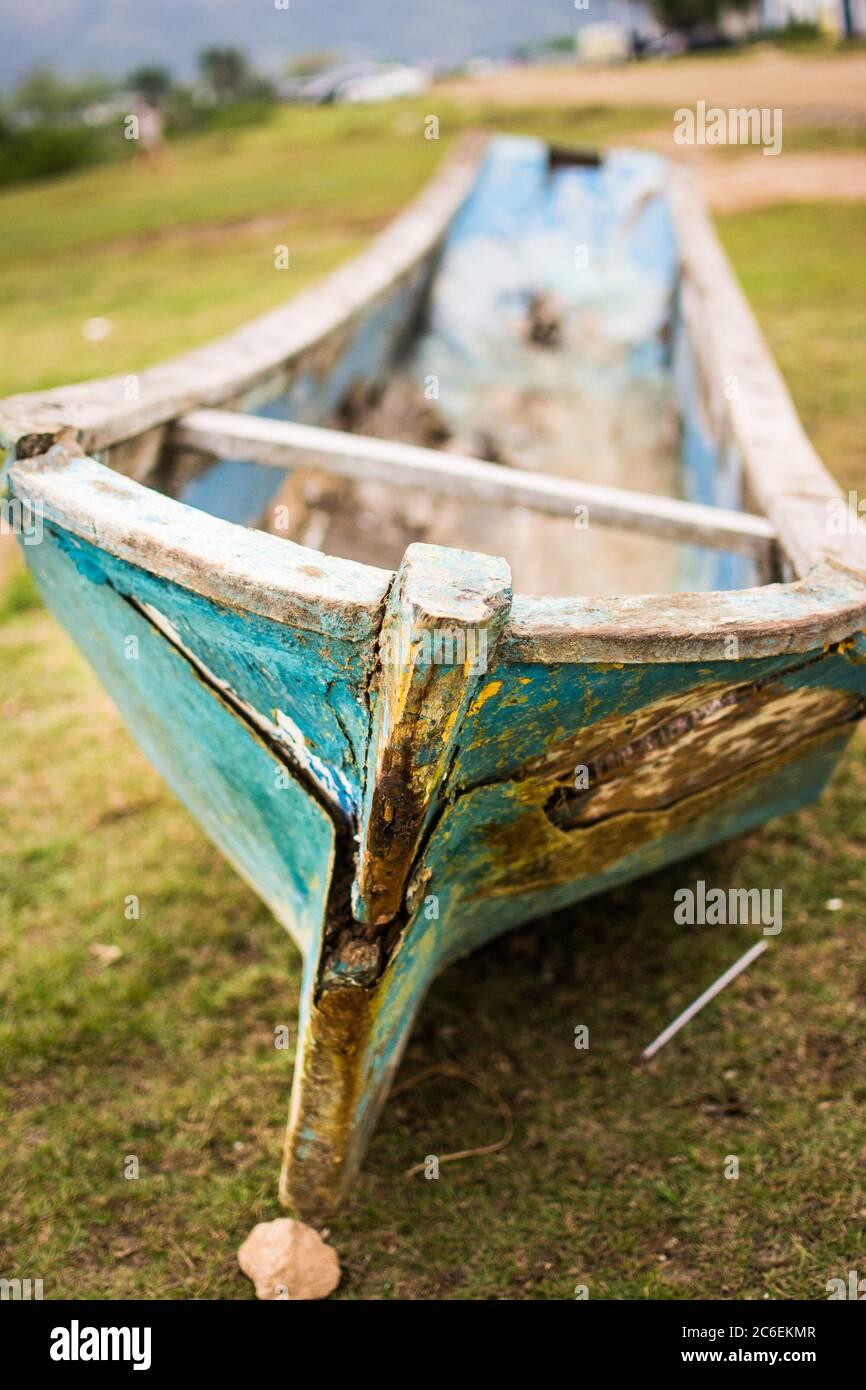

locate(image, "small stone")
[[825, 898, 844, 911], [82, 316, 112, 342], [238, 1218, 340, 1301], [89, 943, 122, 966]]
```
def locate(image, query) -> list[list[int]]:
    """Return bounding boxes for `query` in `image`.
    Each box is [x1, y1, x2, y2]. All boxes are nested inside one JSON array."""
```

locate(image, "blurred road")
[[442, 50, 866, 121]]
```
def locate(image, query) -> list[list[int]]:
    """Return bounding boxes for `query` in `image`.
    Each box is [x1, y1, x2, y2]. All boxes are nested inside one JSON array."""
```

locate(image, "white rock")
[[238, 1218, 340, 1301]]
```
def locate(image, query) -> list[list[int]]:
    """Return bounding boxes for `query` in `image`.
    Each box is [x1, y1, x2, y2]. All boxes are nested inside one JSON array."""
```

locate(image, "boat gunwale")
[[10, 445, 866, 662], [4, 137, 866, 663], [8, 447, 392, 640]]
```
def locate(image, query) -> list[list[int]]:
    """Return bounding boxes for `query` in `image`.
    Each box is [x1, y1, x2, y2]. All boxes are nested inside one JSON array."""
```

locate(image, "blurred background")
[[1, 0, 864, 1300]]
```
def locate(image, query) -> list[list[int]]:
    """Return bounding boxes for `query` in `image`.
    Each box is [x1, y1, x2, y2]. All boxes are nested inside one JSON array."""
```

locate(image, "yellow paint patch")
[[469, 680, 502, 716]]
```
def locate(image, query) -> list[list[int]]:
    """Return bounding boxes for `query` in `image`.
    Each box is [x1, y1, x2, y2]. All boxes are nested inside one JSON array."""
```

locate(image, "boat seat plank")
[[171, 408, 779, 561]]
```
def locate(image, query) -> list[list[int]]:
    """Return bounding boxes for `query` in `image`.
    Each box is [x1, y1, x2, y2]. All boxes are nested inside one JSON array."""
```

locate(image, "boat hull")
[[5, 135, 866, 1217], [16, 496, 866, 1215]]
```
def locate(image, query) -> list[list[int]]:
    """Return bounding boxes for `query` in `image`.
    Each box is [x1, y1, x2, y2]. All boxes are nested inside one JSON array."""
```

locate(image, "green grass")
[[0, 101, 679, 396], [1, 83, 865, 1300], [2, 606, 864, 1299], [777, 123, 866, 155], [717, 202, 866, 494], [3, 92, 863, 398]]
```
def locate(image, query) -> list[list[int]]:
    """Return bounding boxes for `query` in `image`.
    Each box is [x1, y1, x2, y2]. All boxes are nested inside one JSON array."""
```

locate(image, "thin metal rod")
[[642, 939, 769, 1060]]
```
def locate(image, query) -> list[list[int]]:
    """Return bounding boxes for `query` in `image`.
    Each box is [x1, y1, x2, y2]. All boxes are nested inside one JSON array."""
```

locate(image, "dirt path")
[[602, 131, 866, 210], [442, 50, 866, 119], [442, 52, 866, 211], [690, 149, 866, 211]]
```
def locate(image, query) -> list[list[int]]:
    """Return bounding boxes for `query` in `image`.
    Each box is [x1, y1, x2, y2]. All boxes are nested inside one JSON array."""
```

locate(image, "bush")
[[0, 123, 108, 189], [773, 20, 823, 46], [198, 97, 277, 132], [0, 89, 277, 189]]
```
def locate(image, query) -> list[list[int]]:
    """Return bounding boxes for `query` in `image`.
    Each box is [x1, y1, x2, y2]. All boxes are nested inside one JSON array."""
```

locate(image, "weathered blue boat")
[[3, 135, 865, 1218]]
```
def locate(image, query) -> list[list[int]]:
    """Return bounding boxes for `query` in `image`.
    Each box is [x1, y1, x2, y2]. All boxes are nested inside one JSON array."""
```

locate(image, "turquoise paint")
[[23, 521, 336, 954], [182, 263, 431, 525], [450, 648, 835, 792], [672, 301, 756, 592], [348, 721, 853, 1133], [180, 138, 687, 556], [9, 135, 866, 1212], [437, 139, 676, 341], [341, 634, 866, 1128], [413, 137, 678, 411], [429, 728, 848, 963], [40, 521, 372, 815]]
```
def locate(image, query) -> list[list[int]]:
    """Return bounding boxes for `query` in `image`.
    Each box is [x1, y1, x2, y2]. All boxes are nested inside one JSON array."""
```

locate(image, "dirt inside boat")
[[260, 357, 681, 599]]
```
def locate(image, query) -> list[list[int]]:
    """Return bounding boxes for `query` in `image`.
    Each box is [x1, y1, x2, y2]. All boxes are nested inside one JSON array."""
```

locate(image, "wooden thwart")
[[171, 407, 779, 560]]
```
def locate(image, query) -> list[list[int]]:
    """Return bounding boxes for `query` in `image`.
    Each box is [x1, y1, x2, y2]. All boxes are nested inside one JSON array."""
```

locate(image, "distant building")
[[576, 22, 633, 63], [338, 64, 429, 103], [760, 0, 865, 31], [462, 57, 508, 79], [279, 61, 429, 105], [81, 92, 137, 127]]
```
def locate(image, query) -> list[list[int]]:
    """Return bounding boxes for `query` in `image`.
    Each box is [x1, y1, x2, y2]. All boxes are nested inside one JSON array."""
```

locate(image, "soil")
[[441, 51, 866, 120]]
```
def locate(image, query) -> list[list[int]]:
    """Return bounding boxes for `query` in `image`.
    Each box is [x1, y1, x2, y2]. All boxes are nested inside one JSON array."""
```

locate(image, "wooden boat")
[[3, 134, 865, 1220]]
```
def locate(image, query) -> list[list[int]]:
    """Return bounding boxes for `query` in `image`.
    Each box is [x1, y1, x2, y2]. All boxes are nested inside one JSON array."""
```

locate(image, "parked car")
[[279, 61, 428, 105]]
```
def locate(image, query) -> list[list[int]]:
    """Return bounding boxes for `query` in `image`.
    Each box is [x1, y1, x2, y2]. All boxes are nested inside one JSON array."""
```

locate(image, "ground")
[[441, 47, 866, 117], [1, 49, 865, 1300]]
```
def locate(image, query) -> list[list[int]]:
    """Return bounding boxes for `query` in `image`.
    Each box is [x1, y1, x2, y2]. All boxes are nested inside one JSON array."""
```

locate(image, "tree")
[[647, 0, 748, 30], [128, 66, 173, 103], [12, 68, 113, 126], [198, 47, 249, 104], [285, 50, 340, 77]]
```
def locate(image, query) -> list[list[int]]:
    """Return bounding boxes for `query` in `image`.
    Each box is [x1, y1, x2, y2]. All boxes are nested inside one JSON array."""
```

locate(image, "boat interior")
[[7, 130, 864, 647], [147, 136, 778, 599]]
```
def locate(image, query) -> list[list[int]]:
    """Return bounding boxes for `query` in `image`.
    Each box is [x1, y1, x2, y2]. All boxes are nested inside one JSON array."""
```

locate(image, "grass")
[[2, 607, 864, 1299], [0, 101, 682, 396], [717, 202, 866, 494], [1, 66, 865, 1300], [0, 105, 443, 395]]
